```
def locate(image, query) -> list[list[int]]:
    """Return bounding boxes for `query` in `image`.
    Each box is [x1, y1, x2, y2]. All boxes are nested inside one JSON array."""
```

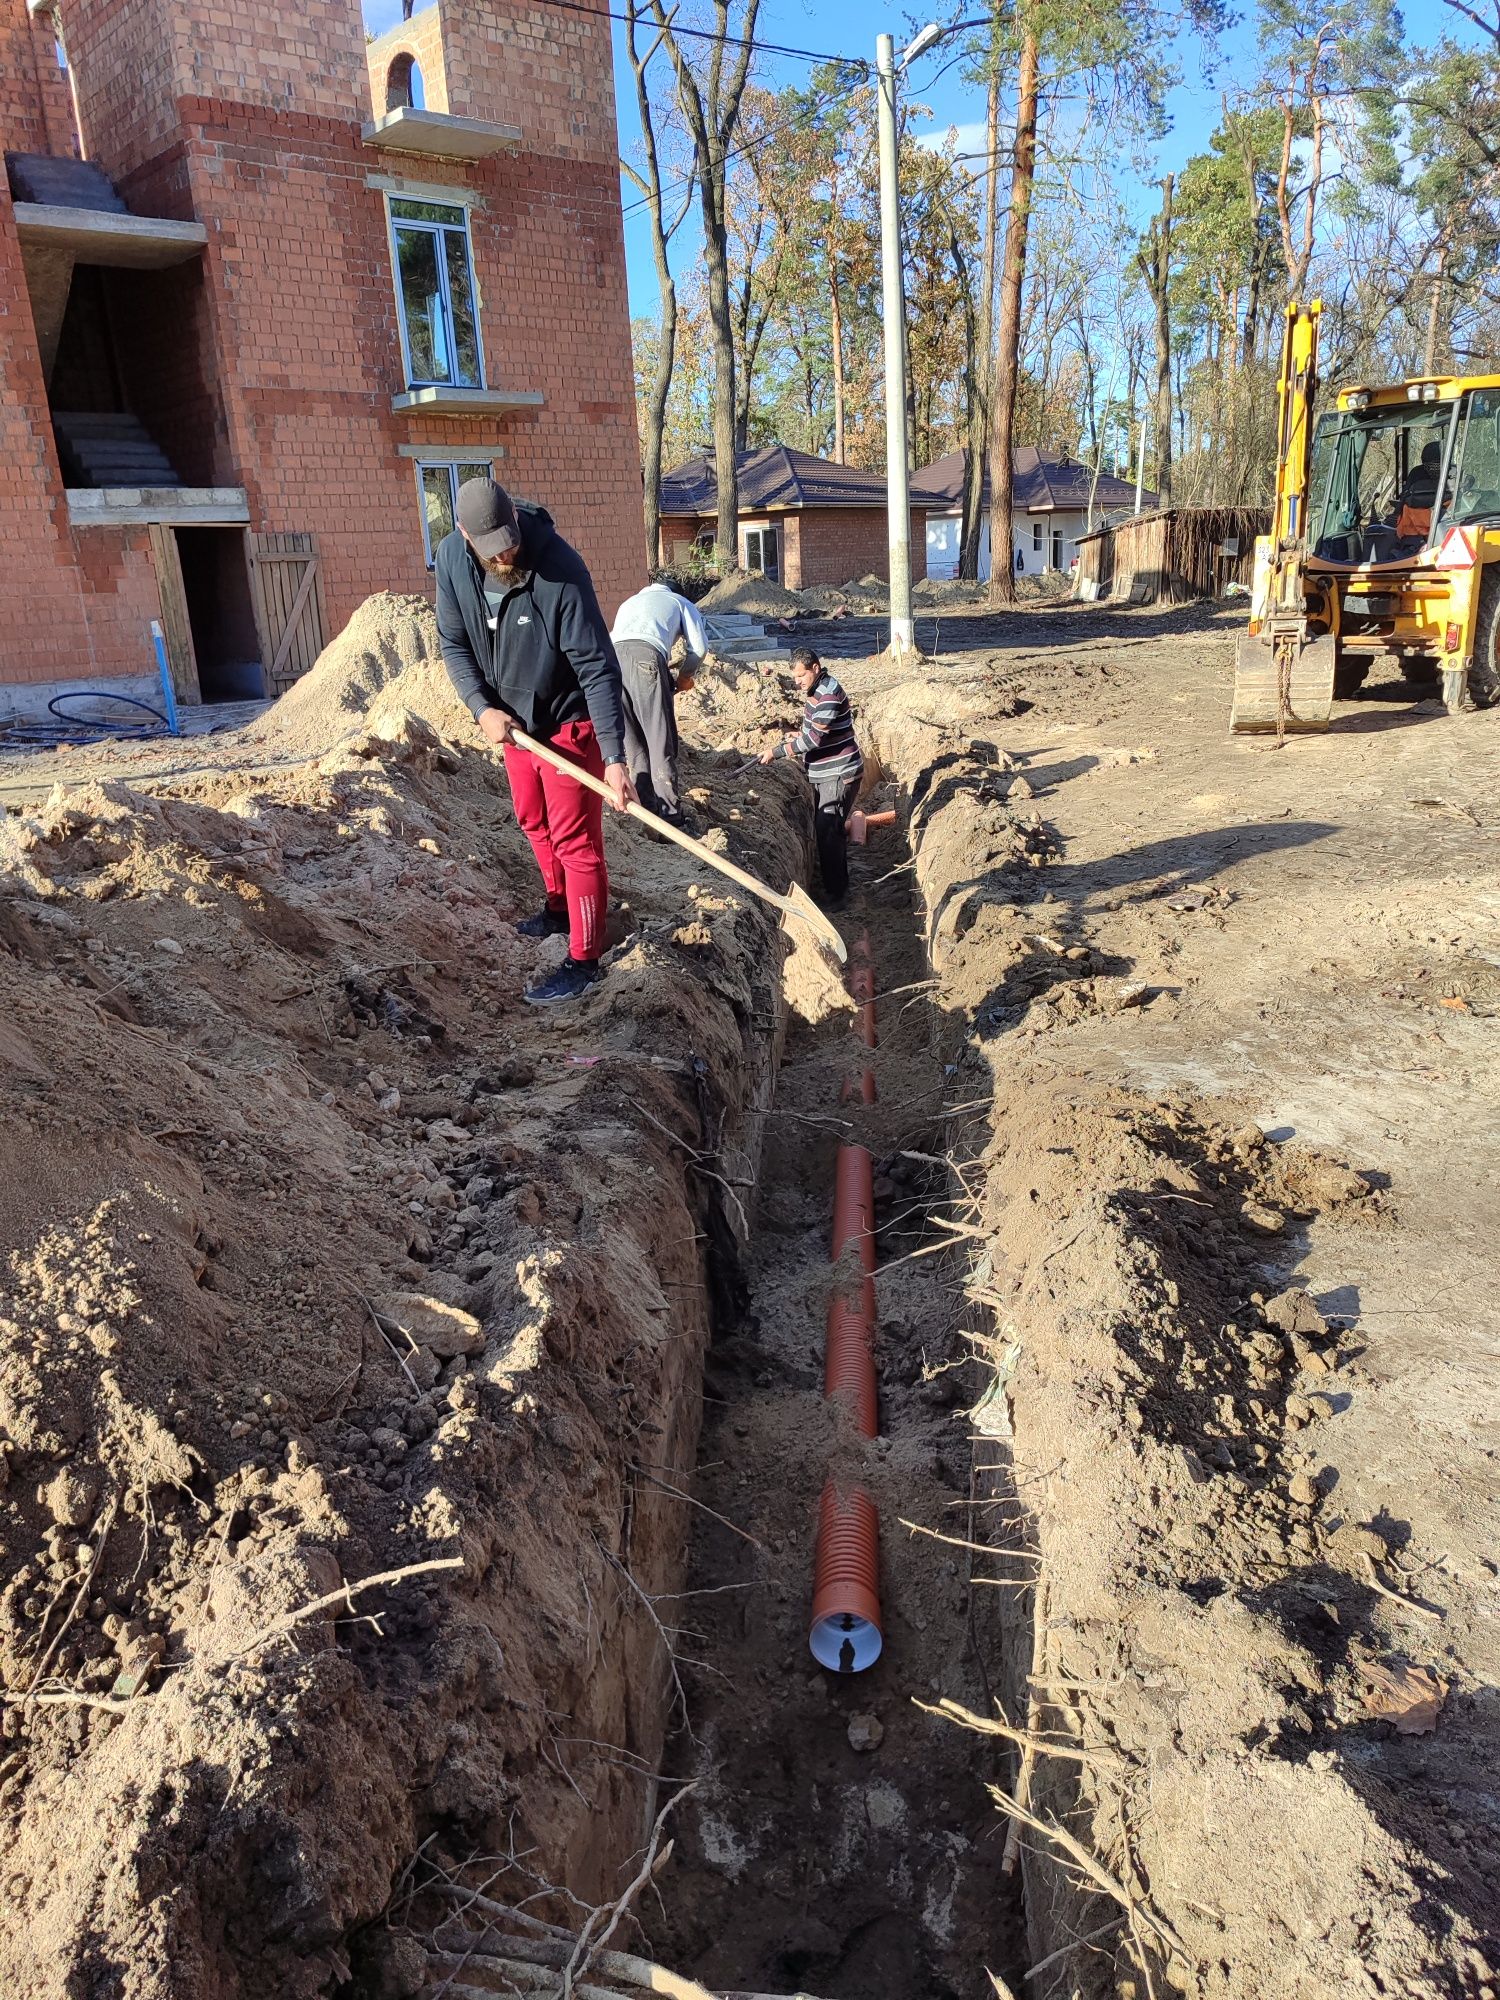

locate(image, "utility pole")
[[875, 32, 914, 659]]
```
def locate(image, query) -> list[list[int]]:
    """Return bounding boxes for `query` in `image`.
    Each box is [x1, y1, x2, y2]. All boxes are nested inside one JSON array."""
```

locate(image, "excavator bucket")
[[1229, 632, 1336, 735]]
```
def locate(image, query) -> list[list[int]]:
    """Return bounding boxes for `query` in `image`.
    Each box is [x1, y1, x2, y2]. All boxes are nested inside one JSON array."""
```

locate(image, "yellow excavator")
[[1232, 300, 1500, 733]]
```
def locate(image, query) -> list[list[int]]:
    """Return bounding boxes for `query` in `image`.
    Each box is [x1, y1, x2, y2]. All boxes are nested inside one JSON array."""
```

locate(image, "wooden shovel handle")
[[507, 727, 794, 919]]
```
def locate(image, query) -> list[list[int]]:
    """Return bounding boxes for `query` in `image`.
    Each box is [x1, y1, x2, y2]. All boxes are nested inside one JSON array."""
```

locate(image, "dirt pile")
[[0, 651, 813, 1996], [858, 665, 1495, 1999], [679, 654, 797, 755], [254, 592, 440, 760], [699, 572, 808, 619], [797, 573, 890, 615]]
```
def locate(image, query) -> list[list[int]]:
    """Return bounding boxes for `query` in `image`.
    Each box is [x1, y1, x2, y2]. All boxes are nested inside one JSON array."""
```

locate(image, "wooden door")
[[148, 524, 202, 704], [246, 531, 328, 696]]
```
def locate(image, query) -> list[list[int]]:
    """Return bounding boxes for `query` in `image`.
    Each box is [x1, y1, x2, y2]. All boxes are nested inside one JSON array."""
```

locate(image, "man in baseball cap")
[[436, 478, 635, 1005]]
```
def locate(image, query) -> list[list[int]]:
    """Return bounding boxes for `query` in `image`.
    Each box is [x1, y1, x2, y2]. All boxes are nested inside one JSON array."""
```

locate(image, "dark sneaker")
[[514, 904, 569, 940], [524, 956, 604, 1006], [655, 803, 696, 835]]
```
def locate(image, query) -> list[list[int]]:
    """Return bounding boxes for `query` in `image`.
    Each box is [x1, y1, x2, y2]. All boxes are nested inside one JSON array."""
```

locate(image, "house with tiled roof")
[[914, 447, 1154, 581], [658, 445, 927, 590]]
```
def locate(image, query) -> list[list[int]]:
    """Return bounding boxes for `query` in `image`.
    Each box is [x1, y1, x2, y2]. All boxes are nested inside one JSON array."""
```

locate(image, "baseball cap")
[[457, 478, 522, 560]]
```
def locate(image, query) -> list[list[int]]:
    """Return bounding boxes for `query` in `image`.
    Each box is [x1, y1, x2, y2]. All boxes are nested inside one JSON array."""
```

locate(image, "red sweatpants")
[[503, 720, 608, 961]]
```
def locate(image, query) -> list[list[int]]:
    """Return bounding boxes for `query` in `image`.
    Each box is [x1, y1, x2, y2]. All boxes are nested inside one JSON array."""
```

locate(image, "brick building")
[[0, 0, 643, 718], [659, 445, 927, 593]]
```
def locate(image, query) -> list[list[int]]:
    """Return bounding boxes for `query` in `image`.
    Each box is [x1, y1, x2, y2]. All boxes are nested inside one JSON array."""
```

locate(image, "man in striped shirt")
[[760, 646, 864, 906]]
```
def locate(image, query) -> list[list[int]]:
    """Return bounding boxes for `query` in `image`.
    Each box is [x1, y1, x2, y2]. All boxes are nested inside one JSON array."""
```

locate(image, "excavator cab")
[[1231, 303, 1500, 734]]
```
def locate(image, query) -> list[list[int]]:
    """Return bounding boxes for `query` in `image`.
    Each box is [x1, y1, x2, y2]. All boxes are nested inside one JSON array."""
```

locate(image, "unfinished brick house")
[[658, 445, 927, 593], [0, 0, 642, 718]]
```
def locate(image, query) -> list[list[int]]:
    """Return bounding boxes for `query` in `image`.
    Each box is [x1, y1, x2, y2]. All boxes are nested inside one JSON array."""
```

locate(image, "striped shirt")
[[785, 670, 863, 784]]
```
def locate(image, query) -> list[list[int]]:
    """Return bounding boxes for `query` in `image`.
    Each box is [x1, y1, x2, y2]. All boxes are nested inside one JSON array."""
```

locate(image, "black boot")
[[514, 903, 569, 940]]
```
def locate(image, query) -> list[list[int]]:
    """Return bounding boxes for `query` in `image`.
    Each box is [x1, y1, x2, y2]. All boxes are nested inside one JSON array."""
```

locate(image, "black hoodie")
[[434, 502, 626, 764]]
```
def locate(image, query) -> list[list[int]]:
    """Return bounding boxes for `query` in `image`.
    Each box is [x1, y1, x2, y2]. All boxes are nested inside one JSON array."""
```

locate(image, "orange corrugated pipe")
[[848, 807, 897, 846], [824, 1142, 878, 1436], [809, 1479, 882, 1671]]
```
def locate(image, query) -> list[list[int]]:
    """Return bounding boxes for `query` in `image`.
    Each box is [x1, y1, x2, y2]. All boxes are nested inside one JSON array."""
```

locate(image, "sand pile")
[[911, 576, 991, 607], [797, 574, 890, 615], [255, 592, 439, 760], [1014, 568, 1070, 600], [699, 571, 808, 619]]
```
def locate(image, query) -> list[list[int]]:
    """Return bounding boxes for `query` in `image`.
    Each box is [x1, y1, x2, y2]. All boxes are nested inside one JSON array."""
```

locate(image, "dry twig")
[[28, 1491, 120, 1691], [1023, 1916, 1123, 1981], [230, 1556, 463, 1662], [565, 1788, 688, 1994], [1363, 1553, 1444, 1621], [916, 1696, 1125, 1771], [1002, 1574, 1050, 1876], [631, 1466, 764, 1548], [982, 1784, 1188, 1966]]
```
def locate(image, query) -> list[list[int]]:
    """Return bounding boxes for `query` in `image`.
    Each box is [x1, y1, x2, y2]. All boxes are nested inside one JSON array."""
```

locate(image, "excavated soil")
[[0, 603, 813, 1999], [3, 594, 1497, 2000]]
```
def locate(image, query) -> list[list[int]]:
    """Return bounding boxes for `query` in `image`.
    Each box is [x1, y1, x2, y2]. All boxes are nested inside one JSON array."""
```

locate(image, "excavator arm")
[[1231, 301, 1338, 735]]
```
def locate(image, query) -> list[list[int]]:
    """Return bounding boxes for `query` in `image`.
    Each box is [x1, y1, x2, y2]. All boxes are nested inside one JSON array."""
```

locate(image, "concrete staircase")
[[701, 611, 794, 664], [52, 411, 181, 489]]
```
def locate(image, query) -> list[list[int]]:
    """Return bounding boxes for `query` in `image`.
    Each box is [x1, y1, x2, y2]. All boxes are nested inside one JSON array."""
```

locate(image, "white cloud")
[[913, 120, 988, 156]]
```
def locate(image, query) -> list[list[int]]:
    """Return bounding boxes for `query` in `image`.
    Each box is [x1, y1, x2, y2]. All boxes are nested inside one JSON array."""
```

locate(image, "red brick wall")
[[1, 0, 645, 696], [366, 10, 448, 117], [64, 0, 373, 178], [789, 507, 928, 590], [31, 13, 80, 157], [0, 7, 51, 149]]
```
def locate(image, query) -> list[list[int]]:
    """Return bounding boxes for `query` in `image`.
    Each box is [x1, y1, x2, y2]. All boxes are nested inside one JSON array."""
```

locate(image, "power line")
[[614, 12, 999, 225], [531, 0, 872, 69]]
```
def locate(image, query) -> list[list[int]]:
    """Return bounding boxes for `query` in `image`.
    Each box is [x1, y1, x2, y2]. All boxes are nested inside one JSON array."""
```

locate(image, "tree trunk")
[[642, 284, 676, 569], [829, 268, 846, 464], [1138, 173, 1174, 508], [1423, 237, 1449, 375], [624, 4, 694, 572], [987, 14, 1040, 607], [648, 0, 761, 573], [962, 48, 1000, 580], [699, 143, 739, 565]]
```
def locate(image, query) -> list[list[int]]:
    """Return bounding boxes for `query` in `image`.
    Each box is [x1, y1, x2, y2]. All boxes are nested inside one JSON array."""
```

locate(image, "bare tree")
[[649, 0, 763, 568], [961, 43, 1001, 577], [987, 7, 1040, 605], [1136, 173, 1174, 506], [624, 2, 697, 568], [1273, 26, 1332, 299]]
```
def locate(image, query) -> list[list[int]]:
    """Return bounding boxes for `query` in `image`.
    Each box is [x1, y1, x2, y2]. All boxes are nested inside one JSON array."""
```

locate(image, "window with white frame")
[[389, 197, 482, 390], [1031, 517, 1043, 553], [743, 525, 779, 581], [416, 460, 493, 566]]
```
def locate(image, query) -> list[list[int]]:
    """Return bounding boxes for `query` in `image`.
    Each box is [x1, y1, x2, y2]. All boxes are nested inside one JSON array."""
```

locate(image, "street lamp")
[[876, 21, 942, 660]]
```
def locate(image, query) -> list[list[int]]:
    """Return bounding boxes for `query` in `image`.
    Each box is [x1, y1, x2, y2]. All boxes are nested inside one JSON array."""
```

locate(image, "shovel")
[[507, 728, 847, 964]]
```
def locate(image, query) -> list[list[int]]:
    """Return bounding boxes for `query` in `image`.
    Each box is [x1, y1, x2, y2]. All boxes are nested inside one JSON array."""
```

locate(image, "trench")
[[643, 815, 1027, 1996]]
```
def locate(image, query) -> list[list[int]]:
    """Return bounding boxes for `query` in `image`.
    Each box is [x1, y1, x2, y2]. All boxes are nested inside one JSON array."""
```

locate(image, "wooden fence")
[[1074, 506, 1270, 605]]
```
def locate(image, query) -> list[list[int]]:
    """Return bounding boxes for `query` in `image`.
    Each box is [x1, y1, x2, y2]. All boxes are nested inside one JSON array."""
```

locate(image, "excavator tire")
[[1470, 569, 1500, 709], [1230, 632, 1336, 734], [1333, 651, 1371, 698]]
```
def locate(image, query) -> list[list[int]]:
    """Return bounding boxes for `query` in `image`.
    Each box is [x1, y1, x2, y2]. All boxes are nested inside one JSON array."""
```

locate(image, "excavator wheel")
[[1230, 633, 1336, 734], [1469, 570, 1500, 709], [1333, 652, 1371, 698]]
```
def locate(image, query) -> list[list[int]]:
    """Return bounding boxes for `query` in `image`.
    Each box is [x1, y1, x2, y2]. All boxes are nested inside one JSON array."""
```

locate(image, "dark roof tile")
[[913, 446, 1152, 514], [661, 444, 896, 515]]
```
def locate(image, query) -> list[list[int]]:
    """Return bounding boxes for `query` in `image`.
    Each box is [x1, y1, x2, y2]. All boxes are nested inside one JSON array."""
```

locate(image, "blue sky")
[[364, 1, 1267, 315]]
